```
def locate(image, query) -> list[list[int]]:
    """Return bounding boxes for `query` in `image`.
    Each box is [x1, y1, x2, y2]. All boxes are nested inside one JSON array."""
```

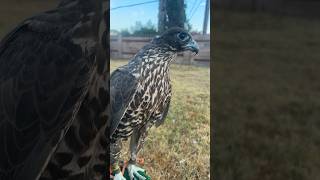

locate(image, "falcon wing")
[[110, 67, 139, 137], [0, 17, 90, 180]]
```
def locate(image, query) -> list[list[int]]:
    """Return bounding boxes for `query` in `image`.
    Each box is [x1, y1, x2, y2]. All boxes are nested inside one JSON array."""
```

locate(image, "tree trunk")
[[158, 0, 167, 33]]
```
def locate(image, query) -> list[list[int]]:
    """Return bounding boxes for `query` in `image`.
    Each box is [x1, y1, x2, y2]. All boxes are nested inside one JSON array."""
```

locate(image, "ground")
[[213, 10, 320, 180], [111, 60, 210, 180]]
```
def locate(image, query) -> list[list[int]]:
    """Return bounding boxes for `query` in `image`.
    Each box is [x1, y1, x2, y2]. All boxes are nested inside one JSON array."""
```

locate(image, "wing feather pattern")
[[110, 68, 139, 137], [0, 15, 92, 180]]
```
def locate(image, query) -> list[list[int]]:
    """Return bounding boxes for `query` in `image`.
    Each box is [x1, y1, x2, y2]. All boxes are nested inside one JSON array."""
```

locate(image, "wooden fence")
[[110, 35, 210, 66]]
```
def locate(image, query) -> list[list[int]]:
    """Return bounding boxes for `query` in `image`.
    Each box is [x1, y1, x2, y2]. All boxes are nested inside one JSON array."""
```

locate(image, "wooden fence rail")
[[110, 35, 210, 66]]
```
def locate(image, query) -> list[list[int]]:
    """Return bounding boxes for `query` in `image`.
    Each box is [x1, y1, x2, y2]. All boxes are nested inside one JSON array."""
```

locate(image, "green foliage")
[[118, 20, 158, 37], [120, 29, 131, 37], [131, 20, 157, 37]]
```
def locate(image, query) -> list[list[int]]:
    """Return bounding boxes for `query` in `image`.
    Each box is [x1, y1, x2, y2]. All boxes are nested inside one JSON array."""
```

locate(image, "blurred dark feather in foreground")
[[0, 0, 108, 179]]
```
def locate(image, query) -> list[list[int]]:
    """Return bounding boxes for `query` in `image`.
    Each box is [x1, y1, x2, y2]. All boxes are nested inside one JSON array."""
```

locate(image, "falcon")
[[110, 27, 199, 179], [0, 0, 108, 180]]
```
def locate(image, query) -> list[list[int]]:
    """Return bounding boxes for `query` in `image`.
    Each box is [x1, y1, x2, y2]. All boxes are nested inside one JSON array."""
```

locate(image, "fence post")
[[118, 34, 122, 58]]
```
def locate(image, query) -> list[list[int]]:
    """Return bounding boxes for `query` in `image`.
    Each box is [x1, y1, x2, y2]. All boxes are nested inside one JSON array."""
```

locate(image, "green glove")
[[134, 170, 151, 180], [123, 168, 130, 180], [124, 165, 151, 180]]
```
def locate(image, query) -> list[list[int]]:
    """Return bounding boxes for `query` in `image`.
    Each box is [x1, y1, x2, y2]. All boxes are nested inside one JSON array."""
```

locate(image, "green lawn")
[[213, 10, 320, 180], [111, 60, 210, 179]]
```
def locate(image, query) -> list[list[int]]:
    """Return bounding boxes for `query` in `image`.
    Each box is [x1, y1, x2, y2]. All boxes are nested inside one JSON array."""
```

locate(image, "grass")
[[111, 60, 210, 179], [213, 10, 320, 180]]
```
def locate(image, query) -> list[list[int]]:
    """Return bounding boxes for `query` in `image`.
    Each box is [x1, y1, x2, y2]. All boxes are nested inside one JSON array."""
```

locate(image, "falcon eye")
[[177, 32, 189, 41]]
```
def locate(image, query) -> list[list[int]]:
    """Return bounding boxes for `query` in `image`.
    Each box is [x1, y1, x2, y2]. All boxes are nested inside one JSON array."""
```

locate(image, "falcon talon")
[[110, 27, 199, 179]]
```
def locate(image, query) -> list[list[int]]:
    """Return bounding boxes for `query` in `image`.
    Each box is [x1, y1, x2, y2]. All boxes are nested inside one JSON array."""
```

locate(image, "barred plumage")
[[110, 27, 199, 178], [111, 47, 174, 141]]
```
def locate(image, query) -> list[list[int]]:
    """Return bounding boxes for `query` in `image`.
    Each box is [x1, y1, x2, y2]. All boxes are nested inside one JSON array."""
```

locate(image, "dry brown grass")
[[111, 60, 210, 180]]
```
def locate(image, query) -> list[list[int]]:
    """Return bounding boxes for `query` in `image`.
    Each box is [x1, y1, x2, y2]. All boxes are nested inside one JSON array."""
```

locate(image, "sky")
[[110, 0, 210, 33]]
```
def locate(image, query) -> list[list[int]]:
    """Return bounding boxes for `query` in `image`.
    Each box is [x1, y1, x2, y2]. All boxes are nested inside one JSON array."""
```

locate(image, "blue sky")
[[110, 0, 210, 33]]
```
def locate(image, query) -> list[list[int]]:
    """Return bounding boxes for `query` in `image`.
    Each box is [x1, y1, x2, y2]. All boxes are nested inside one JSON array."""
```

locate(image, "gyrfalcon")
[[0, 0, 108, 180], [110, 27, 199, 179]]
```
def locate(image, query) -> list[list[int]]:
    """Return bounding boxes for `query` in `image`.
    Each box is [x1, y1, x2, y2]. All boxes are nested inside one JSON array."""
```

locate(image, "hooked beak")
[[183, 40, 199, 55]]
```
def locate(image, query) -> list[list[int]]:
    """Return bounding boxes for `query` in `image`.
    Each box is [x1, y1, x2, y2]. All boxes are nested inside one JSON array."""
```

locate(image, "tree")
[[158, 0, 187, 33], [120, 20, 158, 37], [120, 29, 131, 36], [132, 20, 157, 36]]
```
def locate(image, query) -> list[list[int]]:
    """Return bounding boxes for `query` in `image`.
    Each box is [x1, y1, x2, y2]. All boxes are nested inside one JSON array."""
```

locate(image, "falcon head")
[[152, 27, 199, 54]]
